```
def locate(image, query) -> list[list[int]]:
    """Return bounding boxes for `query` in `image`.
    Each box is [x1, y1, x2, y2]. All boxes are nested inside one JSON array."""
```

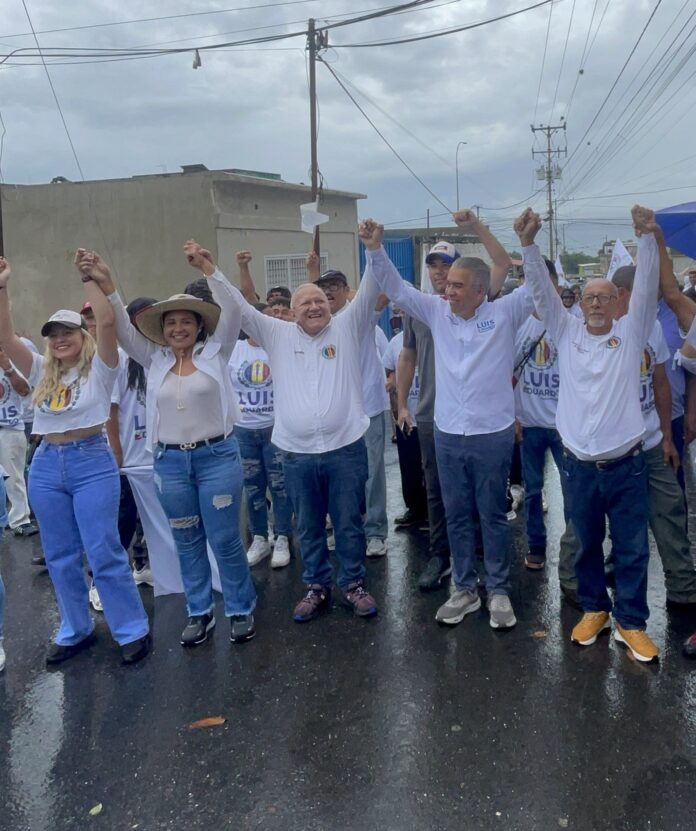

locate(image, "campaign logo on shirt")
[[39, 379, 82, 414], [322, 345, 337, 360], [237, 359, 272, 389], [522, 336, 558, 370], [476, 319, 496, 333], [606, 336, 622, 349]]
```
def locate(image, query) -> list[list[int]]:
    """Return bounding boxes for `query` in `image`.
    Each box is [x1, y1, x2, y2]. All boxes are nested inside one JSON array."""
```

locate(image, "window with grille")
[[264, 253, 328, 294]]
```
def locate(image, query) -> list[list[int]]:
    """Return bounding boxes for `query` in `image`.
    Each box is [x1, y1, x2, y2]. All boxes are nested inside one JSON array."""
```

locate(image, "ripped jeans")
[[153, 435, 256, 617], [235, 425, 292, 539]]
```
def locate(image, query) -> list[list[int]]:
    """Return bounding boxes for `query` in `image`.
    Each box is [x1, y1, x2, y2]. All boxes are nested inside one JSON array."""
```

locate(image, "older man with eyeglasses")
[[516, 205, 661, 663]]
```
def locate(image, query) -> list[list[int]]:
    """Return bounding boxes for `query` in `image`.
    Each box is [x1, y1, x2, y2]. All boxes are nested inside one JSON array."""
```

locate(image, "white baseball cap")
[[425, 241, 458, 264], [41, 309, 87, 337]]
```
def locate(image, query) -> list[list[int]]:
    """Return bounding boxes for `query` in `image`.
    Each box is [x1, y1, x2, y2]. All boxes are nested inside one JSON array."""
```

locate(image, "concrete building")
[[0, 166, 365, 340]]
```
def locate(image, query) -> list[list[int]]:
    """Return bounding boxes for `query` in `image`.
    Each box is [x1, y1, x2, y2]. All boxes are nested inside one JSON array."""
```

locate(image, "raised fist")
[[236, 250, 252, 266], [513, 208, 542, 246], [0, 257, 11, 288], [453, 209, 479, 228]]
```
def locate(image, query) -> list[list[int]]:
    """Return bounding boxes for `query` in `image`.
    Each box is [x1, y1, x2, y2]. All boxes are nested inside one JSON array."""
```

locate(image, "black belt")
[[157, 434, 226, 452], [564, 441, 643, 470]]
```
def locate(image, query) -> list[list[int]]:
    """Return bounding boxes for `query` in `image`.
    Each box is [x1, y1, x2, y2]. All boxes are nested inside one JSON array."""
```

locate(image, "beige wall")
[[0, 171, 363, 342]]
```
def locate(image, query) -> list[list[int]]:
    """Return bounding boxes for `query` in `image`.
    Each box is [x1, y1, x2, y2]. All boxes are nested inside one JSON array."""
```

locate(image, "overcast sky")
[[1, 0, 694, 254]]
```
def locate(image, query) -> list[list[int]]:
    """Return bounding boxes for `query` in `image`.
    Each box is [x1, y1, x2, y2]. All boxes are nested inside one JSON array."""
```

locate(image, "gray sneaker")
[[435, 589, 481, 625], [488, 594, 516, 629]]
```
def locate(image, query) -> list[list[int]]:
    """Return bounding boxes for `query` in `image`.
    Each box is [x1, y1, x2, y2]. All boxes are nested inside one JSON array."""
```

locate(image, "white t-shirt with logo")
[[514, 316, 559, 430], [111, 350, 149, 467], [29, 352, 118, 436], [382, 330, 420, 426], [228, 340, 275, 429], [641, 320, 670, 452], [0, 368, 30, 431]]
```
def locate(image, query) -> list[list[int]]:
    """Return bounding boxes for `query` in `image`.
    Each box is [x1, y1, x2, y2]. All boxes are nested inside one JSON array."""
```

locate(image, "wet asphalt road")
[[1, 444, 695, 831]]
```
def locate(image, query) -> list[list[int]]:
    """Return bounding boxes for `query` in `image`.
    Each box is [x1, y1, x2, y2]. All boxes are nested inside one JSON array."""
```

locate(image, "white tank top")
[[157, 369, 226, 445]]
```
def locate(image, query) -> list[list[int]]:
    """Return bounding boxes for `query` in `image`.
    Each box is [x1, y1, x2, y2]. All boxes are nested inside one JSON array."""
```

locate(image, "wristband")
[[81, 274, 94, 283]]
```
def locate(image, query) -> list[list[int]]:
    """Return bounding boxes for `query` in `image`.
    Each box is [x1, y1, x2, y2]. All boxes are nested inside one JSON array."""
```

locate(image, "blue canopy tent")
[[656, 202, 696, 258]]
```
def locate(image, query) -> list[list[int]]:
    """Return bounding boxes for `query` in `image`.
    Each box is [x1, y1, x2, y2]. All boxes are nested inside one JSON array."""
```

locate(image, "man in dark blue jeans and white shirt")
[[516, 204, 661, 663], [366, 213, 532, 630]]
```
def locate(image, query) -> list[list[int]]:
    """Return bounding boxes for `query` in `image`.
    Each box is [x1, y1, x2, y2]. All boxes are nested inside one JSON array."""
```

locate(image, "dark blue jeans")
[[282, 439, 368, 589], [434, 425, 514, 595], [561, 450, 649, 629], [520, 426, 566, 555], [153, 435, 256, 617], [235, 425, 293, 538]]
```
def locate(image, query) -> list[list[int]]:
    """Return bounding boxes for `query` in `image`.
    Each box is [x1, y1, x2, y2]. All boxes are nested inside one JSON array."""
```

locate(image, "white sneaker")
[[246, 535, 272, 566], [271, 535, 291, 568], [366, 538, 388, 558], [0, 641, 5, 672], [132, 563, 154, 587], [510, 484, 525, 512], [89, 580, 103, 612], [542, 489, 549, 513]]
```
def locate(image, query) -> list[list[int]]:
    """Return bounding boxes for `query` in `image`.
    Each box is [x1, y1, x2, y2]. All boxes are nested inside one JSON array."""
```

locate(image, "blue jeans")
[[520, 426, 566, 555], [283, 438, 368, 589], [434, 425, 514, 595], [28, 435, 149, 647], [235, 425, 292, 538], [363, 413, 389, 541], [561, 450, 650, 629], [153, 435, 256, 617]]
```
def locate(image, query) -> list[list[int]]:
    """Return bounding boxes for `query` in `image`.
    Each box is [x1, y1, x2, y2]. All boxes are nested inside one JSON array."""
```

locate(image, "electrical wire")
[[533, 0, 554, 126], [333, 0, 553, 47], [562, 0, 664, 170], [318, 55, 453, 213], [548, 0, 576, 122]]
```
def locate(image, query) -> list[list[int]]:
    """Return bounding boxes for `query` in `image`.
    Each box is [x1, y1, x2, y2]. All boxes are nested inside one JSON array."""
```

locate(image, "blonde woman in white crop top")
[[78, 243, 257, 648], [0, 254, 150, 667]]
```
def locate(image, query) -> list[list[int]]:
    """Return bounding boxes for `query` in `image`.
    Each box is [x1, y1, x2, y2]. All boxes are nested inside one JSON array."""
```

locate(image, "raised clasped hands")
[[358, 219, 384, 252], [513, 208, 542, 246]]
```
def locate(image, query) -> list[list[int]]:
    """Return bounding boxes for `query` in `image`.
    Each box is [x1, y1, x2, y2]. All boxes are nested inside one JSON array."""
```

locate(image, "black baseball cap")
[[266, 285, 291, 300], [315, 269, 348, 286]]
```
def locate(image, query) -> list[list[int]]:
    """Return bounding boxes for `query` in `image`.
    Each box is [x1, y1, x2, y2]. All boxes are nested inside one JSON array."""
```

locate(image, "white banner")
[[606, 238, 634, 280], [300, 200, 329, 235]]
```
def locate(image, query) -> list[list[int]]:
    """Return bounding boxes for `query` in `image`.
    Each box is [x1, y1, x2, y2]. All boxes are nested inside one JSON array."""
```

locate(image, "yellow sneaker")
[[571, 611, 611, 646], [614, 625, 659, 663]]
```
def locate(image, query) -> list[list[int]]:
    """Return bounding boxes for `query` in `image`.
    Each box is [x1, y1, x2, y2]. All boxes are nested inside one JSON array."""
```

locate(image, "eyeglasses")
[[318, 281, 345, 292], [580, 293, 616, 306]]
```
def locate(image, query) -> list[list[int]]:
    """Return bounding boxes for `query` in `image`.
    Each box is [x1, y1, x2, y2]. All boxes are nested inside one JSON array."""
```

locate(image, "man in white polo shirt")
[[215, 224, 383, 623], [310, 265, 391, 559], [365, 215, 532, 630], [516, 205, 661, 663]]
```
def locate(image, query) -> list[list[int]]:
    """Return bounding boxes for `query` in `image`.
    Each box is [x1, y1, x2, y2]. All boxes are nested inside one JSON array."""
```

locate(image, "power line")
[[19, 0, 85, 180], [318, 55, 452, 213], [548, 0, 576, 122], [330, 0, 554, 47], [563, 0, 664, 170], [2, 0, 328, 39], [532, 0, 554, 126]]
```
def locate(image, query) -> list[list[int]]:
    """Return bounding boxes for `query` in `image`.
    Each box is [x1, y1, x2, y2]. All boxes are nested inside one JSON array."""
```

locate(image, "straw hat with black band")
[[134, 294, 221, 347]]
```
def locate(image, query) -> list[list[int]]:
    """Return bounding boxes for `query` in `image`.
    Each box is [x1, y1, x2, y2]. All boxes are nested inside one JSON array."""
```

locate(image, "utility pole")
[[531, 122, 567, 260], [307, 20, 328, 256]]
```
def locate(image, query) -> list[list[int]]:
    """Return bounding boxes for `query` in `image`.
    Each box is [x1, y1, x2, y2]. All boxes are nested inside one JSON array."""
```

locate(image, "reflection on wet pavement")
[[0, 444, 694, 830]]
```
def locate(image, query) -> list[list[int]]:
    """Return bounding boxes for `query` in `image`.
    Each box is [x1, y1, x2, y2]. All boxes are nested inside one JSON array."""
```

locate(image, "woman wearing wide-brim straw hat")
[[77, 241, 257, 647]]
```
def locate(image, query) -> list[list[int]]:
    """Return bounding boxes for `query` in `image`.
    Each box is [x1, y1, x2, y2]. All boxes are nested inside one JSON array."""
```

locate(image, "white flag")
[[420, 248, 433, 294], [555, 255, 570, 287], [606, 238, 633, 280], [300, 200, 329, 235]]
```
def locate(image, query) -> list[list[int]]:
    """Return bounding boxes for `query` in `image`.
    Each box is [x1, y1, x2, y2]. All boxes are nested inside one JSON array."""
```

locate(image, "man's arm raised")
[[453, 209, 513, 299], [513, 209, 567, 341], [359, 219, 438, 327]]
